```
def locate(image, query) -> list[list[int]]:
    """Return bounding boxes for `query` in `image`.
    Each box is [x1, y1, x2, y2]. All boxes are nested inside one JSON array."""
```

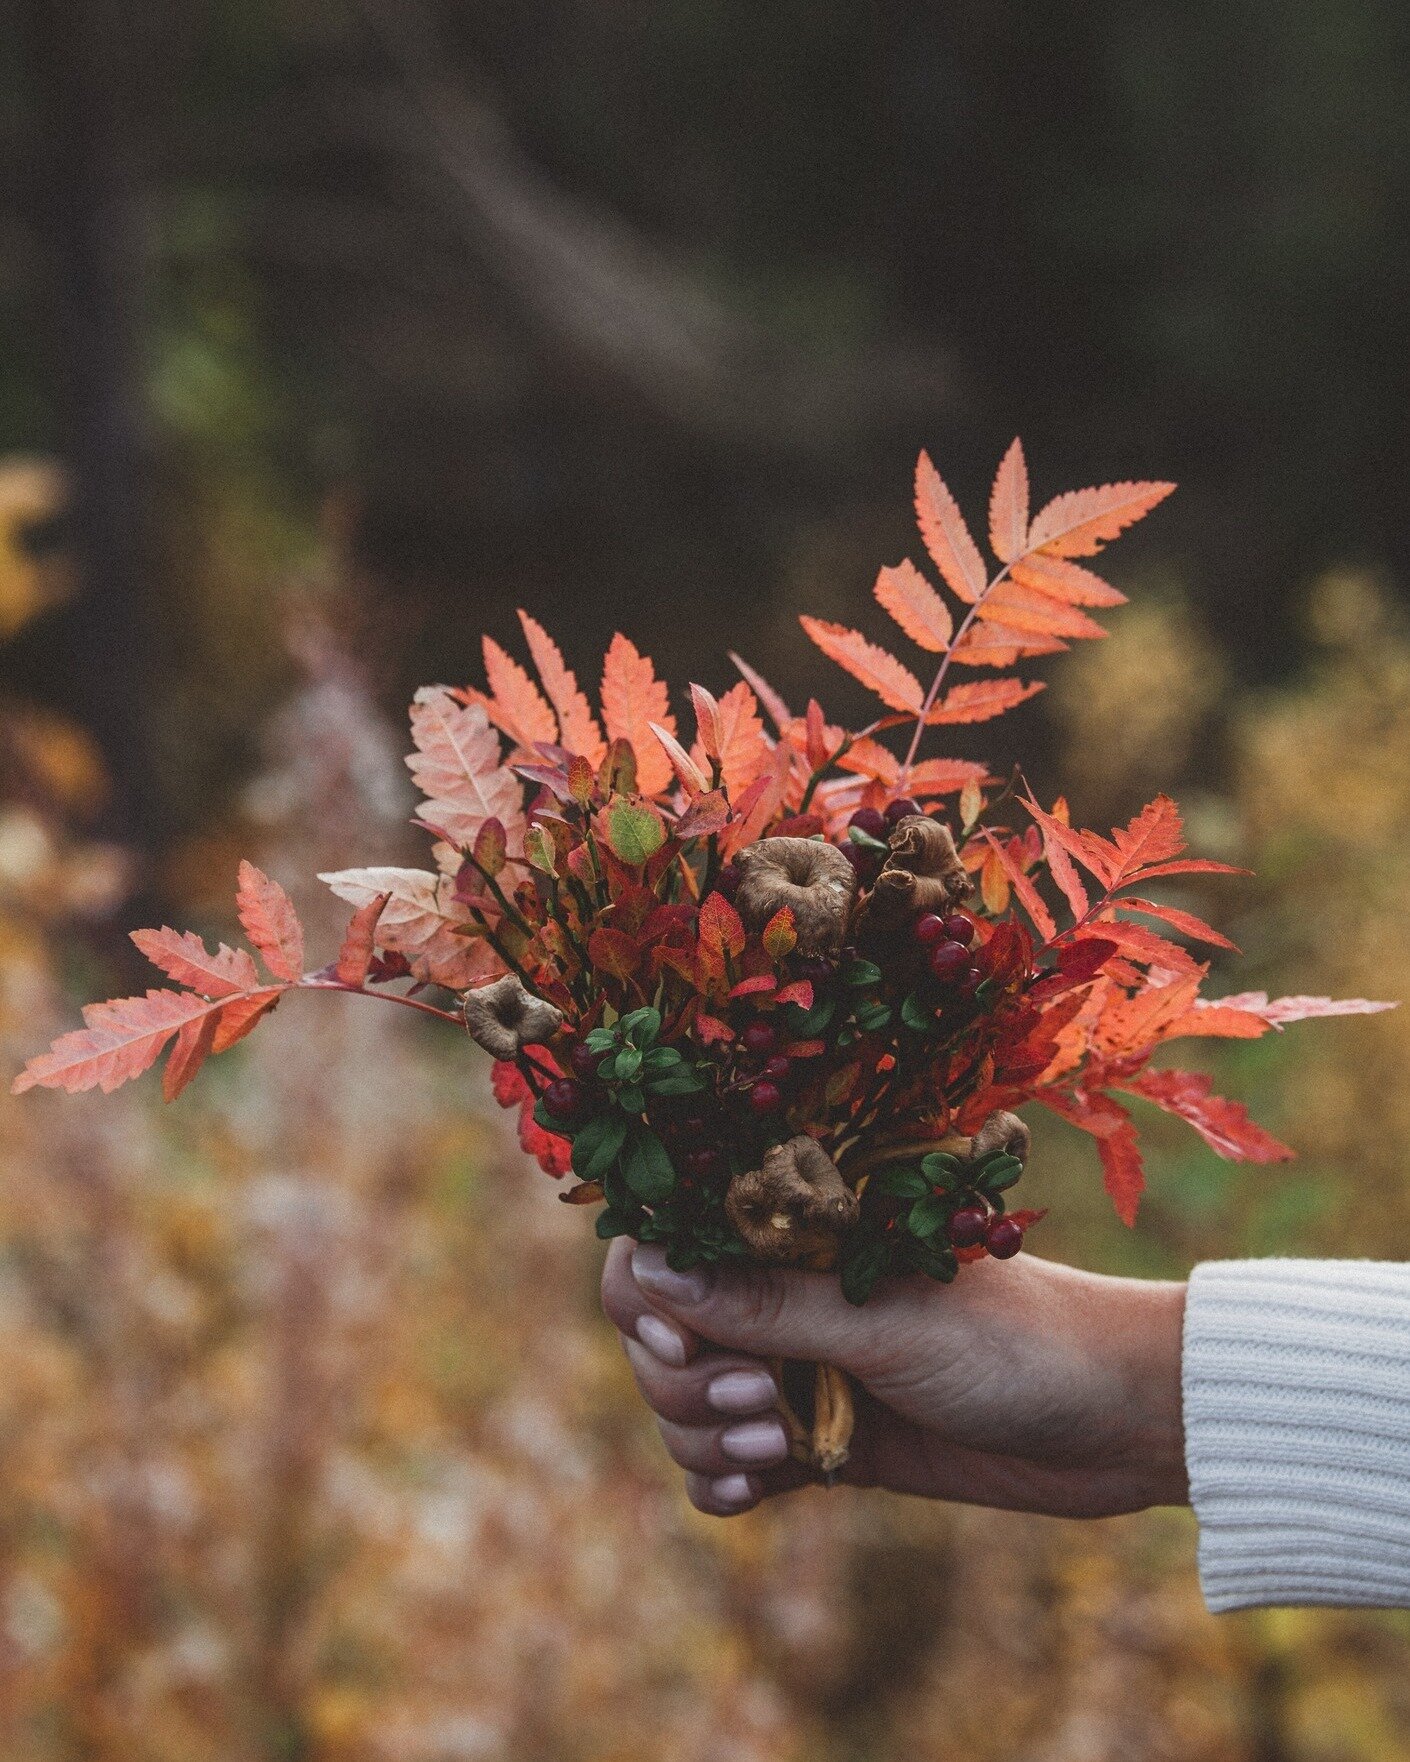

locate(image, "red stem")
[[298, 977, 464, 1025]]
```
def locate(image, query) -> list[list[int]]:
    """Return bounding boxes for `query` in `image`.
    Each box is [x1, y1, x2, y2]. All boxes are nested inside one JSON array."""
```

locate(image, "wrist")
[[1109, 1277, 1189, 1507]]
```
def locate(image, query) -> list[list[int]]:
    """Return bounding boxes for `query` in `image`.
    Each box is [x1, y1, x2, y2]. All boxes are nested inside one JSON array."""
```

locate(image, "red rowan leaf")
[[874, 560, 954, 653], [407, 688, 526, 853], [14, 989, 227, 1096], [1117, 1068, 1294, 1162], [1028, 480, 1176, 558], [482, 635, 558, 750], [601, 634, 675, 797], [729, 652, 791, 730], [798, 617, 923, 714], [909, 757, 989, 797], [236, 861, 305, 981], [1025, 800, 1091, 918], [1088, 918, 1202, 976], [1108, 795, 1187, 880], [1010, 553, 1128, 608], [914, 451, 987, 603], [1120, 898, 1237, 951], [1039, 1089, 1145, 1225], [211, 988, 283, 1052], [518, 610, 606, 765], [1124, 859, 1251, 882], [988, 437, 1030, 563], [926, 678, 1045, 725], [980, 831, 1056, 941], [163, 1009, 220, 1102], [334, 892, 391, 987], [131, 927, 259, 998]]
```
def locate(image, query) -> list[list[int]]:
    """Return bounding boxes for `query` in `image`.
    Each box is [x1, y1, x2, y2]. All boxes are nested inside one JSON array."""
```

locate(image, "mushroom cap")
[[463, 973, 564, 1060], [733, 837, 857, 955], [725, 1135, 859, 1264]]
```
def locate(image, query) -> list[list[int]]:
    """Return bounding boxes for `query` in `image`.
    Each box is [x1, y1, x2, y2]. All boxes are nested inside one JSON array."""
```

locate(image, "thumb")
[[630, 1243, 870, 1369]]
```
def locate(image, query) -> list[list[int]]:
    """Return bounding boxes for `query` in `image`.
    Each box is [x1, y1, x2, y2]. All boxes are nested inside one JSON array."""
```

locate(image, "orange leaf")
[[762, 906, 798, 961], [407, 688, 526, 854], [874, 560, 953, 653], [948, 620, 1069, 669], [926, 679, 1045, 726], [710, 681, 770, 798], [518, 611, 606, 764], [131, 927, 259, 998], [909, 757, 989, 797], [1028, 480, 1175, 558], [979, 580, 1109, 640], [482, 635, 558, 750], [729, 652, 791, 730], [980, 847, 1010, 915], [1039, 1090, 1145, 1225], [14, 989, 227, 1096], [1010, 553, 1127, 608], [1120, 898, 1237, 952], [1108, 795, 1187, 882], [981, 831, 1056, 941], [211, 988, 283, 1052], [988, 437, 1029, 563], [236, 861, 305, 981], [335, 892, 391, 986], [601, 634, 675, 797], [798, 617, 923, 714], [914, 451, 987, 603]]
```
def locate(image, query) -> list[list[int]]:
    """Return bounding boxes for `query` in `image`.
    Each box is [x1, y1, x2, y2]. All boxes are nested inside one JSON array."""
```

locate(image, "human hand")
[[601, 1238, 1188, 1518]]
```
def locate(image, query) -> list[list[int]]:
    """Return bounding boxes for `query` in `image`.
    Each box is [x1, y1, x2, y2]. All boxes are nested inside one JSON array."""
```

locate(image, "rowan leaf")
[[482, 635, 558, 750], [1025, 799, 1090, 919], [163, 1009, 220, 1102], [1028, 480, 1176, 558], [948, 620, 1069, 669], [874, 560, 953, 653], [236, 861, 305, 981], [211, 988, 283, 1052], [1108, 795, 1188, 883], [601, 634, 675, 797], [927, 679, 1045, 725], [914, 451, 987, 603], [13, 989, 227, 1096], [131, 927, 259, 998], [709, 681, 770, 797], [979, 580, 1109, 640], [1118, 1069, 1294, 1162], [334, 892, 391, 986], [798, 617, 923, 714], [909, 757, 989, 797], [1039, 1089, 1145, 1225], [320, 866, 494, 990], [518, 610, 606, 764], [988, 437, 1029, 563], [1010, 553, 1128, 608], [407, 688, 526, 853], [1195, 992, 1397, 1027], [980, 831, 1056, 941], [1119, 898, 1237, 952]]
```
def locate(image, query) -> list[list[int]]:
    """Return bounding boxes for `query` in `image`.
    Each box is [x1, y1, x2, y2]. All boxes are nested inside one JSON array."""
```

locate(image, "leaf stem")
[[898, 560, 1016, 784], [298, 977, 463, 1025]]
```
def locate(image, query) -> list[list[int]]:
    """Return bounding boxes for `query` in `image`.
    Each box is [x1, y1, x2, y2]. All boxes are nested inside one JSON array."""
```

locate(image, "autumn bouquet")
[[15, 443, 1387, 1475]]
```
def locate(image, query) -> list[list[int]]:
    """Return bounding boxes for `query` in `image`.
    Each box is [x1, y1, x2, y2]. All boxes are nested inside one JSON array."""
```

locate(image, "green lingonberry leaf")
[[907, 1192, 950, 1239], [876, 1166, 930, 1199], [842, 959, 883, 988], [623, 1127, 676, 1202]]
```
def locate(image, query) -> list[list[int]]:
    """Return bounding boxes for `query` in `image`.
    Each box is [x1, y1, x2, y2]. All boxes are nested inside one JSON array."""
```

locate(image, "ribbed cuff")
[[1183, 1258, 1410, 1613]]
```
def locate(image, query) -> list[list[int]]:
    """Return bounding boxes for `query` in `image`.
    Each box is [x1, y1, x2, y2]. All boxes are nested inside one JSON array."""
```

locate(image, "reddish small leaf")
[[674, 789, 730, 839], [1028, 480, 1175, 558], [131, 927, 259, 999], [773, 979, 814, 1010], [587, 927, 641, 981], [762, 906, 798, 961], [236, 861, 306, 981], [652, 721, 709, 794], [335, 892, 391, 987], [163, 1009, 219, 1102], [728, 652, 791, 730], [473, 818, 508, 878], [874, 560, 953, 653], [689, 682, 724, 761], [560, 1180, 605, 1205], [1118, 1068, 1294, 1163]]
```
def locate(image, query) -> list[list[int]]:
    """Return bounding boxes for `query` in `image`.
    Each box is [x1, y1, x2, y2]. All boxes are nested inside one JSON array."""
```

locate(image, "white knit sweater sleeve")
[[1182, 1258, 1410, 1612]]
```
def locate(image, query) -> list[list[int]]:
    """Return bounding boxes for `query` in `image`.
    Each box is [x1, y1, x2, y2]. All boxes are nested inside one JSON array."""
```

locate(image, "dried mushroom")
[[463, 974, 563, 1060], [732, 837, 857, 955], [725, 1136, 860, 1264]]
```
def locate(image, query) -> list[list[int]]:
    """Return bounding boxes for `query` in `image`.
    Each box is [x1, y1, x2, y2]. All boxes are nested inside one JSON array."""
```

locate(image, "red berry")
[[986, 1217, 1024, 1259], [543, 1078, 584, 1121], [961, 964, 983, 993], [928, 940, 970, 981], [797, 955, 834, 985], [684, 1147, 719, 1178], [748, 1080, 782, 1114], [914, 912, 946, 947], [941, 911, 976, 946], [742, 1021, 777, 1058], [762, 1054, 790, 1081], [884, 797, 920, 826], [949, 1206, 988, 1249], [848, 807, 888, 840], [569, 1042, 600, 1080]]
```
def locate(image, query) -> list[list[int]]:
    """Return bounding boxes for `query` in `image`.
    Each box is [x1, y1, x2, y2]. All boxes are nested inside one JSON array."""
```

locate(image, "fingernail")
[[710, 1473, 756, 1509], [636, 1313, 688, 1367], [720, 1418, 790, 1466], [707, 1370, 779, 1414], [632, 1244, 711, 1306]]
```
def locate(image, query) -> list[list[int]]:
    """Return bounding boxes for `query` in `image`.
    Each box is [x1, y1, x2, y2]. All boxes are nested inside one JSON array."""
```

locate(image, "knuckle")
[[730, 1267, 792, 1335]]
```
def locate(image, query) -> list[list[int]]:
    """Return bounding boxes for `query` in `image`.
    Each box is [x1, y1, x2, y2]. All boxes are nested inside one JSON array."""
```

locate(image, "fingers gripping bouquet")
[[16, 443, 1390, 1477]]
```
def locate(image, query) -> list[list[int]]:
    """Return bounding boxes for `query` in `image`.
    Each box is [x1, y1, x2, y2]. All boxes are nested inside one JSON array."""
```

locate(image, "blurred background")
[[2, 1, 1410, 1757]]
